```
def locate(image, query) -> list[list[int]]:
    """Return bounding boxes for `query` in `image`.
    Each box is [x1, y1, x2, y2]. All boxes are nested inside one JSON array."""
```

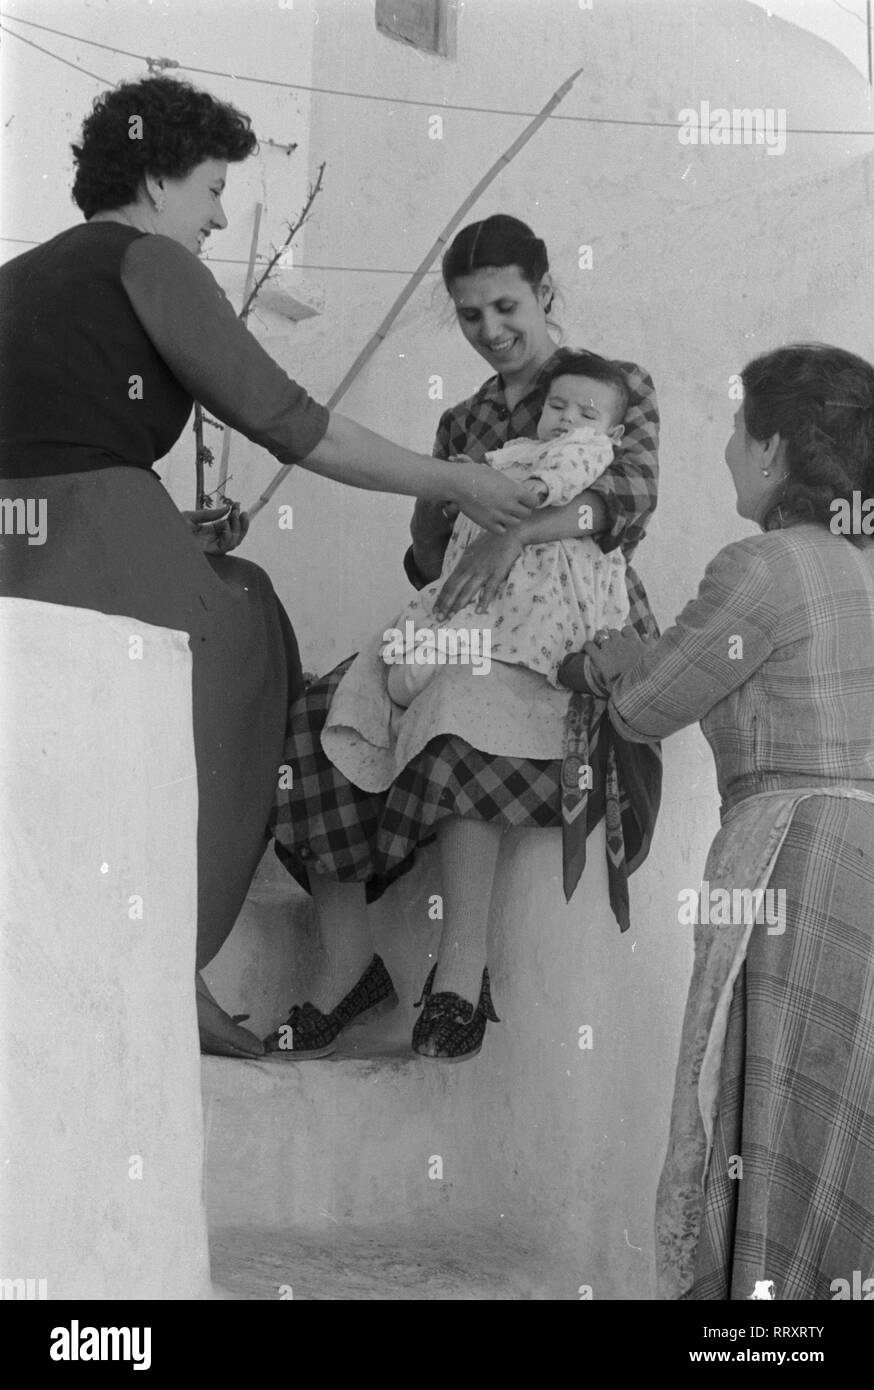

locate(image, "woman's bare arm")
[[302, 414, 535, 532]]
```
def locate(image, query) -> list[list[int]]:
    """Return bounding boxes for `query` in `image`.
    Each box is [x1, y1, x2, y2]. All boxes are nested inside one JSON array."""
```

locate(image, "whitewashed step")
[[201, 825, 686, 1299], [202, 1033, 508, 1234], [209, 1222, 576, 1300]]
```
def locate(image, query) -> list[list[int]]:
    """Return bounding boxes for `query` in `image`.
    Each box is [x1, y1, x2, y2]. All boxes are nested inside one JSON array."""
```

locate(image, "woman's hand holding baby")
[[558, 626, 652, 694], [451, 461, 536, 535], [434, 530, 524, 620], [583, 626, 650, 679]]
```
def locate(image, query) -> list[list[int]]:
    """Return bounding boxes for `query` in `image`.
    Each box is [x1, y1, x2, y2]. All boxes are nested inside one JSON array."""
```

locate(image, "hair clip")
[[466, 219, 485, 270], [824, 400, 868, 409]]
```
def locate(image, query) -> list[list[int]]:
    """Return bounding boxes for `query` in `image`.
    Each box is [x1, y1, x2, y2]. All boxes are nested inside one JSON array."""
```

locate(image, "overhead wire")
[[2, 10, 872, 136]]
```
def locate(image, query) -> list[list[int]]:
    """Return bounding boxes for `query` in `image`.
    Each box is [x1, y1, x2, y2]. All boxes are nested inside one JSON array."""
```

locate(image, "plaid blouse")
[[404, 346, 660, 637], [607, 525, 874, 816]]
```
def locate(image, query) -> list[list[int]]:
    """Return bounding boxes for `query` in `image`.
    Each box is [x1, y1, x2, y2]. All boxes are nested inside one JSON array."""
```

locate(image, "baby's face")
[[537, 375, 623, 441]]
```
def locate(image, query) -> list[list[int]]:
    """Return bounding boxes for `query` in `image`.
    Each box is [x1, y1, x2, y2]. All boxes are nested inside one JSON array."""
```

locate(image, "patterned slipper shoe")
[[411, 962, 500, 1063], [264, 953, 398, 1059]]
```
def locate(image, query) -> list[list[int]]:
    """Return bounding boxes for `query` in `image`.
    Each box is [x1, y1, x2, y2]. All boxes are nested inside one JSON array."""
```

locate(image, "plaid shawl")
[[563, 692, 662, 928]]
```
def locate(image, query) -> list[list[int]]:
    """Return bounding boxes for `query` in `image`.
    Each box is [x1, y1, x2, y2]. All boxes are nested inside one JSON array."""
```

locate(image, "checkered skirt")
[[271, 656, 563, 901]]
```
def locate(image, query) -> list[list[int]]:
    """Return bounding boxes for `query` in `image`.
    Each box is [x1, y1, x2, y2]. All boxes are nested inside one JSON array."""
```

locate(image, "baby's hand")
[[524, 478, 549, 505]]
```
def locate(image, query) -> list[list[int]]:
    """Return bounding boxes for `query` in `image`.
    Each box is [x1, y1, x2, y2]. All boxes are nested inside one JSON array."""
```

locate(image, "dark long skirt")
[[0, 466, 301, 966], [690, 796, 874, 1299]]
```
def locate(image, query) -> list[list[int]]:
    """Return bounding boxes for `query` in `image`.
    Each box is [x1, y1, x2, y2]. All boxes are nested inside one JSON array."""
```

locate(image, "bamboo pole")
[[216, 201, 263, 495], [247, 67, 583, 523]]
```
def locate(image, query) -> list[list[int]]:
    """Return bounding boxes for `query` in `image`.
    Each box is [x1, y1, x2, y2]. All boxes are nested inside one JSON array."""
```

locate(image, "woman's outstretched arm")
[[302, 413, 534, 531], [406, 409, 469, 586], [120, 235, 535, 533]]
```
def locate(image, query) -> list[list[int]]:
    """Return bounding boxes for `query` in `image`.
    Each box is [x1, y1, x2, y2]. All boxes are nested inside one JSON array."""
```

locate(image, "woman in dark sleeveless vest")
[[0, 76, 534, 1057]]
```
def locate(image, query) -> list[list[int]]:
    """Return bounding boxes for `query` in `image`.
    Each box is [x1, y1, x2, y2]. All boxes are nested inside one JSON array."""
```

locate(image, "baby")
[[381, 351, 632, 704]]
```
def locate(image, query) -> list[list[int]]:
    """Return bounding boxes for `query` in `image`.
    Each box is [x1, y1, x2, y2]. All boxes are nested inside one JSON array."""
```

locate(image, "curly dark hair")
[[741, 344, 874, 539], [72, 76, 258, 218]]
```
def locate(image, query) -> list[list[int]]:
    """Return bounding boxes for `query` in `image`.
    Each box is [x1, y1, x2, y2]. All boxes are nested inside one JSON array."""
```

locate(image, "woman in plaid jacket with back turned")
[[269, 214, 662, 1062], [575, 343, 874, 1299]]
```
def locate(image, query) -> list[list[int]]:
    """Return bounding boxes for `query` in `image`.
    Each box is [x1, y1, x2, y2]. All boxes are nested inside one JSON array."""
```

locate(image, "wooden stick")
[[216, 201, 263, 494], [194, 404, 206, 509], [247, 67, 583, 522]]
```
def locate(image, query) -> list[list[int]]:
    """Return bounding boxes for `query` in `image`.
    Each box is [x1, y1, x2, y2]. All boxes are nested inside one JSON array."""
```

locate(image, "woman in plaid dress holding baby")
[[269, 214, 662, 1062]]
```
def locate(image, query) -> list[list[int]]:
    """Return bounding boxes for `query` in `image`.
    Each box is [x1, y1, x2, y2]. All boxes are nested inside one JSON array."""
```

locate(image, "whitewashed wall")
[[0, 601, 208, 1299]]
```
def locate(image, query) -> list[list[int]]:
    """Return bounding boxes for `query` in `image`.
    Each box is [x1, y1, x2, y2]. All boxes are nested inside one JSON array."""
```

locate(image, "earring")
[[153, 195, 166, 214], [761, 468, 770, 477]]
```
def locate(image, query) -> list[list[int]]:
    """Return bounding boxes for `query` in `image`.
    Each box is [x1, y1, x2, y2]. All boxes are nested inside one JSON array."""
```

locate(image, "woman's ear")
[[762, 432, 787, 473], [748, 429, 779, 466], [538, 273, 554, 313], [143, 173, 166, 212]]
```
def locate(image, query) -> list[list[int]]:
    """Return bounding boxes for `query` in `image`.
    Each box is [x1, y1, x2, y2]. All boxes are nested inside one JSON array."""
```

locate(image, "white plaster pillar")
[[0, 599, 211, 1299]]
